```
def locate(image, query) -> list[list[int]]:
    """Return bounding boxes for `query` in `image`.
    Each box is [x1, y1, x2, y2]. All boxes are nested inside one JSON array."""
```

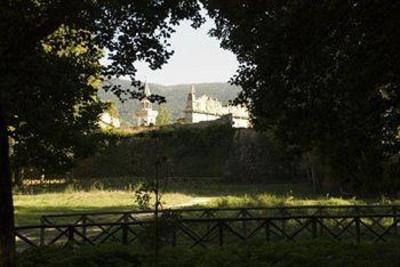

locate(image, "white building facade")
[[99, 112, 121, 129], [136, 83, 158, 126], [184, 86, 251, 128]]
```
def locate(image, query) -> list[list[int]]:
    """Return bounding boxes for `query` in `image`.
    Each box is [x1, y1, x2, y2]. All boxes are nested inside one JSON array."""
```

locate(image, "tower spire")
[[144, 81, 151, 97]]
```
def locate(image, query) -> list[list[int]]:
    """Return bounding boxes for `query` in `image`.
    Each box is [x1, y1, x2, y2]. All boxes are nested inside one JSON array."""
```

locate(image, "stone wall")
[[184, 86, 251, 128]]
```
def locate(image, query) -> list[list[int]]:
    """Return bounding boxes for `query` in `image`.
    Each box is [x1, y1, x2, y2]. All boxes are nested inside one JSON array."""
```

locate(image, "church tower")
[[136, 82, 158, 126], [184, 85, 196, 122]]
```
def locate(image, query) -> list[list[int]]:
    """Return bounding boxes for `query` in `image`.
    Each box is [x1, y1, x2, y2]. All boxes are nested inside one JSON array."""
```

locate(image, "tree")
[[0, 106, 13, 267], [204, 0, 400, 193], [7, 27, 106, 184], [156, 105, 172, 125], [0, 1, 202, 265], [0, 24, 105, 267]]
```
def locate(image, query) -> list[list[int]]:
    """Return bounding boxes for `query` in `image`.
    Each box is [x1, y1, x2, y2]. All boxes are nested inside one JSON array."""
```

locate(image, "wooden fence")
[[40, 204, 400, 225], [15, 205, 400, 251]]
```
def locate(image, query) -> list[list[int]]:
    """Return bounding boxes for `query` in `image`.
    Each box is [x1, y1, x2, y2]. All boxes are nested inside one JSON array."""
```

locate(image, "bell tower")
[[184, 85, 196, 122], [136, 82, 158, 126]]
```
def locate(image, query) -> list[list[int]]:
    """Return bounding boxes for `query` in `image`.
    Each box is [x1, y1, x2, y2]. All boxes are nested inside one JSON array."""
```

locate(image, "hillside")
[[98, 78, 242, 125]]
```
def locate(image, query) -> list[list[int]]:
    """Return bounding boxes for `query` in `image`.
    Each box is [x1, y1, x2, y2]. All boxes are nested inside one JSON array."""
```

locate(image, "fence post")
[[40, 217, 45, 247], [265, 219, 270, 242], [171, 222, 177, 247], [280, 208, 287, 233], [355, 216, 361, 243], [311, 217, 317, 239], [67, 226, 74, 245], [122, 214, 129, 245], [318, 208, 323, 237], [206, 210, 213, 241], [218, 221, 224, 247], [393, 206, 398, 235], [82, 215, 87, 243], [241, 209, 248, 240]]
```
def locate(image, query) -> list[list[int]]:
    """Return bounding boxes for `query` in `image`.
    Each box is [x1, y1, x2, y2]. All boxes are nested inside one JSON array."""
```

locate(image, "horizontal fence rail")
[[14, 205, 400, 251], [40, 205, 400, 226]]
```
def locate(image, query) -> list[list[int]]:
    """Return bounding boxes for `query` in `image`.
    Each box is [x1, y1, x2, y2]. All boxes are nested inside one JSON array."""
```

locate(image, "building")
[[99, 112, 121, 129], [184, 85, 250, 128], [136, 82, 158, 126]]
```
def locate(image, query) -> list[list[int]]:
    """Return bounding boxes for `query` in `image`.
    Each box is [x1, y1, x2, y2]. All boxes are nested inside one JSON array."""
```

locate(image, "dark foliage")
[[17, 241, 400, 266], [73, 125, 300, 183], [204, 0, 400, 193], [0, 0, 203, 264]]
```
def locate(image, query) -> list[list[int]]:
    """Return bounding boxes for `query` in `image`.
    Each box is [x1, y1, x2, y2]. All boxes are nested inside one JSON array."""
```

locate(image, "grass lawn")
[[14, 190, 196, 226], [14, 178, 400, 226], [14, 178, 400, 266]]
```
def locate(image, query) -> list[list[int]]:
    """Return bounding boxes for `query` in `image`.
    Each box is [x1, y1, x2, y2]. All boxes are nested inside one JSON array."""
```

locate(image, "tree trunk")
[[0, 104, 15, 267], [12, 168, 24, 188], [311, 165, 318, 195]]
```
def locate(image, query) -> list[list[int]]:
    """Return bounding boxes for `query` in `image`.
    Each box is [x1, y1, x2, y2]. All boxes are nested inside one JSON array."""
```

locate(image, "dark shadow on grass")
[[16, 177, 312, 197]]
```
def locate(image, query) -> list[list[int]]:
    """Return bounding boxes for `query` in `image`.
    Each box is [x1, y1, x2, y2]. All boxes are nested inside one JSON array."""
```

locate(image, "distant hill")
[[98, 78, 242, 125]]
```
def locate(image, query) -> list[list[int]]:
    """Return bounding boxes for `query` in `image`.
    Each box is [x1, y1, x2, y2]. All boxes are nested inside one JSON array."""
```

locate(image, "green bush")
[[18, 241, 400, 267], [72, 124, 302, 183], [18, 245, 141, 267]]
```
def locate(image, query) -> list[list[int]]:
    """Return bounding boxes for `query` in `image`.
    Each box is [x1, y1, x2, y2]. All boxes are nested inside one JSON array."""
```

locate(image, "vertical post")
[[122, 214, 128, 245], [154, 158, 160, 264], [81, 215, 87, 243], [171, 222, 177, 247], [67, 226, 74, 245], [311, 217, 317, 239], [317, 208, 323, 237], [40, 217, 45, 247], [311, 165, 318, 195], [153, 136, 165, 266], [0, 103, 16, 267], [280, 208, 287, 234], [241, 209, 247, 240], [393, 206, 398, 235], [218, 222, 224, 247], [355, 217, 361, 243], [206, 211, 212, 241], [319, 218, 323, 237], [265, 220, 270, 242]]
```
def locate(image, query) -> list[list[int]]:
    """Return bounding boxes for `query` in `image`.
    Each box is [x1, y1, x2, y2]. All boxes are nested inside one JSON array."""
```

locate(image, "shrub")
[[18, 240, 400, 267]]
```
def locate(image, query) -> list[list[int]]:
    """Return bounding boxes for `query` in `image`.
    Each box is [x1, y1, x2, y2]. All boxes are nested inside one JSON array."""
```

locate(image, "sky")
[[111, 17, 239, 85]]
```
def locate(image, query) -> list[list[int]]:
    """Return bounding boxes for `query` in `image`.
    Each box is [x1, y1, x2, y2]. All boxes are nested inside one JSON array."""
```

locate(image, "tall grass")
[[208, 194, 364, 208]]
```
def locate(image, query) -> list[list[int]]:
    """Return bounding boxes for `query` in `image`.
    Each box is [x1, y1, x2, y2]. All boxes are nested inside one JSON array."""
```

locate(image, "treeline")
[[70, 123, 400, 195], [16, 121, 400, 195], [15, 120, 400, 195]]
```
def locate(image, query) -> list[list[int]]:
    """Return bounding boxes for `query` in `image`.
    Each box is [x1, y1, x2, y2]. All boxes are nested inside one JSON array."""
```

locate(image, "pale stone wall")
[[184, 86, 251, 128], [232, 117, 250, 128], [99, 112, 121, 129], [191, 112, 221, 123], [136, 108, 158, 126]]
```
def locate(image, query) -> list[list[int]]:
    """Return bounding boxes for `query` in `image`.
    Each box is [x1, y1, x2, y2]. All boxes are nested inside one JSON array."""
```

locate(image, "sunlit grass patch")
[[14, 178, 400, 227], [14, 190, 194, 226], [208, 193, 365, 208]]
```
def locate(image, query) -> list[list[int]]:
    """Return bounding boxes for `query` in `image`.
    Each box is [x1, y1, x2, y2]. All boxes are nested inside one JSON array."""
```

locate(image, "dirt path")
[[166, 196, 215, 209]]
